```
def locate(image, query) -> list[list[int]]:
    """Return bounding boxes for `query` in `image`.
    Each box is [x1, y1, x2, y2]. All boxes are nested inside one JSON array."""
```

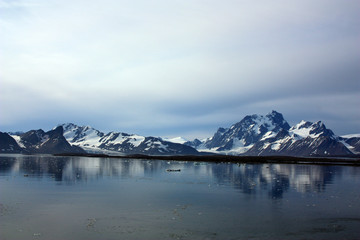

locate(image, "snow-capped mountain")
[[60, 123, 105, 152], [186, 111, 355, 157], [192, 111, 290, 154], [59, 123, 198, 155], [2, 126, 84, 154], [1, 111, 359, 157]]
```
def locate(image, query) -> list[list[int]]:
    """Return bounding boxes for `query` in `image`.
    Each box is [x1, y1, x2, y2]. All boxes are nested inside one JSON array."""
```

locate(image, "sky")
[[1, 0, 359, 139]]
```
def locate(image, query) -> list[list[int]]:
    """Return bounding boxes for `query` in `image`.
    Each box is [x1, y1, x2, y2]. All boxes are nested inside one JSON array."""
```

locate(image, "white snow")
[[62, 124, 103, 148], [77, 130, 102, 147], [62, 125, 78, 142], [199, 138, 254, 155], [269, 136, 292, 151], [10, 135, 25, 148], [229, 138, 253, 154], [289, 121, 311, 138], [260, 131, 277, 141], [152, 141, 168, 151], [262, 142, 271, 150], [225, 144, 254, 155], [341, 133, 360, 139], [246, 115, 277, 135], [63, 130, 77, 142], [162, 137, 188, 144], [60, 123, 148, 153], [128, 135, 145, 147], [289, 121, 322, 139], [271, 143, 281, 151], [100, 133, 126, 145], [290, 128, 311, 138]]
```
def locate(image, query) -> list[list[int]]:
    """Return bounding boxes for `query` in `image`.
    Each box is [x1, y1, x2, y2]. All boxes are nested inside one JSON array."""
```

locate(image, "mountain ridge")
[[185, 111, 357, 157], [1, 111, 359, 157], [57, 123, 198, 155], [2, 126, 84, 154]]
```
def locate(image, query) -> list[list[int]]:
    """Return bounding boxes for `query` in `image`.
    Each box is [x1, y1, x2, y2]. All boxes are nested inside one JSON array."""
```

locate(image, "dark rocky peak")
[[212, 127, 228, 138], [49, 126, 64, 137], [204, 111, 292, 150], [232, 111, 289, 133], [184, 138, 203, 148], [259, 124, 269, 135], [217, 127, 227, 134], [265, 110, 290, 131], [61, 123, 78, 130], [21, 129, 46, 144], [275, 128, 290, 140], [136, 136, 198, 155], [122, 132, 130, 137], [309, 121, 335, 138], [0, 132, 23, 153], [244, 114, 259, 122], [15, 126, 85, 154], [192, 138, 203, 145], [233, 115, 257, 129]]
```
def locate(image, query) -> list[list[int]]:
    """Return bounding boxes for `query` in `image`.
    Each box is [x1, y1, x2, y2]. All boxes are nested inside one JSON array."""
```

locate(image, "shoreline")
[[53, 153, 360, 166]]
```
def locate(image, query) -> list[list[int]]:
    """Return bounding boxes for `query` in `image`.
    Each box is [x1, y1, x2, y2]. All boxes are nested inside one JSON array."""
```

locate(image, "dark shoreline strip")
[[54, 153, 360, 166]]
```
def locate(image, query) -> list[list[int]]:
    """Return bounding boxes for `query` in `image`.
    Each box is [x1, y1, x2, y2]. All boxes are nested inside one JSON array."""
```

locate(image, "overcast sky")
[[1, 0, 359, 139]]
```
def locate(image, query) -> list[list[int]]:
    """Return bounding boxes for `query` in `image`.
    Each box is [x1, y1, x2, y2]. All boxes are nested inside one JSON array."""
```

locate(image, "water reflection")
[[210, 163, 341, 198], [0, 154, 356, 199]]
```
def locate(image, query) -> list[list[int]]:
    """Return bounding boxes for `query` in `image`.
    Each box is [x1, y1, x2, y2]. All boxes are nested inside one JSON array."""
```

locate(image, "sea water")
[[1, 154, 359, 240]]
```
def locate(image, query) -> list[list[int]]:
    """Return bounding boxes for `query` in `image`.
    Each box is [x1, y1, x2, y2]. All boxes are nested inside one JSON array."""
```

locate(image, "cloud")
[[1, 0, 359, 137]]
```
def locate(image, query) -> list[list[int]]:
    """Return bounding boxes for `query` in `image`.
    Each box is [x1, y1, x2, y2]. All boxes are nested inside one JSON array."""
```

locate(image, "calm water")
[[0, 154, 360, 240]]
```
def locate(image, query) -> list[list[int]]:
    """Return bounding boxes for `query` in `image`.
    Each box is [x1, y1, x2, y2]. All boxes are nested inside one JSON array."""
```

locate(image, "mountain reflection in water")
[[1, 154, 357, 199]]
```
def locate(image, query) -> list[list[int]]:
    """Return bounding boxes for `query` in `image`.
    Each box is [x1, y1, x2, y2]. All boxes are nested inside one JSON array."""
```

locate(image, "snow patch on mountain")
[[226, 138, 254, 155], [341, 133, 360, 138], [339, 140, 356, 153], [260, 131, 277, 141], [10, 135, 26, 148], [161, 137, 188, 144], [289, 120, 326, 139], [128, 135, 146, 147], [248, 114, 277, 134]]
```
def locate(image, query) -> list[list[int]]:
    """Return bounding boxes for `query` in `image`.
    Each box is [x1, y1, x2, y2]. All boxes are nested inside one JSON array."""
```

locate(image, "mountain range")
[[1, 111, 359, 157], [186, 111, 359, 157], [0, 126, 84, 154]]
